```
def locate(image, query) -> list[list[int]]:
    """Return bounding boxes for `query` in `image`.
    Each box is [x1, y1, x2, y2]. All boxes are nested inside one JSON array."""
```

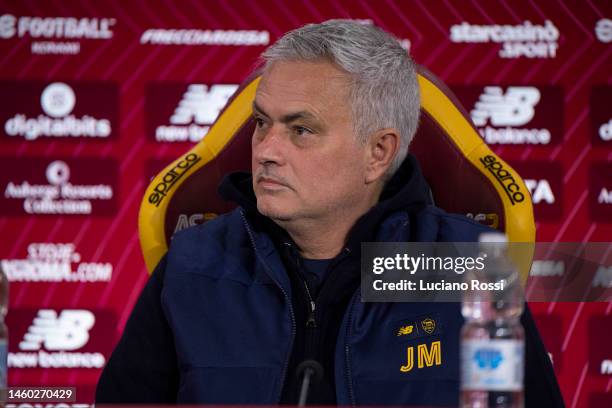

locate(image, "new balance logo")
[[152, 83, 239, 142], [170, 84, 238, 125], [471, 86, 540, 127], [397, 325, 414, 336], [19, 309, 95, 351], [9, 309, 106, 369]]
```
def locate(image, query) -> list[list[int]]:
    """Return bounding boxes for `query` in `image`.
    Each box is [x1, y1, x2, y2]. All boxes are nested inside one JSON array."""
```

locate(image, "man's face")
[[252, 60, 369, 225]]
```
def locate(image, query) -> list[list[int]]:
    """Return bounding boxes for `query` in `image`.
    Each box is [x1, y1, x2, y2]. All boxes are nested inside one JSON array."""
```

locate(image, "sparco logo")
[[595, 19, 612, 43], [149, 153, 201, 207], [450, 20, 559, 58], [152, 84, 238, 142], [3, 82, 112, 140], [8, 310, 105, 369], [479, 155, 525, 205], [2, 159, 115, 215]]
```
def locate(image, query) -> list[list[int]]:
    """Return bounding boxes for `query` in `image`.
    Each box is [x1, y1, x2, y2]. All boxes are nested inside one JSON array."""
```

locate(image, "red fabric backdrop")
[[0, 0, 610, 406]]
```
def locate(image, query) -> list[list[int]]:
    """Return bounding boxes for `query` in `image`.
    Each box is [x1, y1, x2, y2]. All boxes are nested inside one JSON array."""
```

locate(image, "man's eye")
[[293, 126, 312, 136], [254, 116, 266, 128]]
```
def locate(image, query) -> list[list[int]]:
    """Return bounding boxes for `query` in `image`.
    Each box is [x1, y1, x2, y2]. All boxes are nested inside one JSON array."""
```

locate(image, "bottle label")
[[0, 339, 6, 388], [461, 339, 524, 391]]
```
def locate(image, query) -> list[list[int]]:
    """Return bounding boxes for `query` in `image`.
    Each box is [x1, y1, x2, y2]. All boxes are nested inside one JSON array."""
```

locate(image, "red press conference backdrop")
[[0, 0, 610, 406]]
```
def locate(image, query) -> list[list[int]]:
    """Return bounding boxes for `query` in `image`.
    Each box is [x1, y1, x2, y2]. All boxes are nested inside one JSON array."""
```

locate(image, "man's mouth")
[[257, 176, 289, 190]]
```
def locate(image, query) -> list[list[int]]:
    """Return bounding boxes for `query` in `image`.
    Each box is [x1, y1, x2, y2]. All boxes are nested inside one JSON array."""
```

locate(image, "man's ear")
[[364, 128, 400, 184]]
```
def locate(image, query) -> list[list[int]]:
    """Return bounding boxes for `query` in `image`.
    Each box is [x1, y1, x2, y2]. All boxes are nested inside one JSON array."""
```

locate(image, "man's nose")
[[252, 125, 286, 166]]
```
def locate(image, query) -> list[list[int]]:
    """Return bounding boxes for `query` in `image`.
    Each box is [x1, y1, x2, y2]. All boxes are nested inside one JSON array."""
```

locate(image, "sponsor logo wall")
[[145, 83, 238, 143], [590, 162, 612, 222], [0, 159, 118, 215], [7, 309, 115, 369], [508, 161, 563, 221], [590, 85, 612, 145], [0, 81, 118, 141], [0, 14, 115, 55], [0, 0, 609, 405], [2, 242, 112, 283], [451, 85, 563, 145]]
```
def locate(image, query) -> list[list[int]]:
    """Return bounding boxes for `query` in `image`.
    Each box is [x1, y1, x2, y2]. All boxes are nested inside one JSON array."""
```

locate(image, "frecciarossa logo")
[[479, 155, 525, 205]]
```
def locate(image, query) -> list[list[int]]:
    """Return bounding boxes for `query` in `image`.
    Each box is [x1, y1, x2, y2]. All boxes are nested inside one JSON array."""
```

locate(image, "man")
[[96, 20, 564, 406]]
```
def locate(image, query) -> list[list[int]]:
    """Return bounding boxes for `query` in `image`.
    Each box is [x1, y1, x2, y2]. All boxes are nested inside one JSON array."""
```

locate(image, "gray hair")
[[261, 19, 420, 177]]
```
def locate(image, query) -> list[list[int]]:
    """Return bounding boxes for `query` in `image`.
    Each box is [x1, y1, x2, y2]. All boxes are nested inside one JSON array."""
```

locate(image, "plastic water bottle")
[[460, 232, 525, 408], [0, 263, 8, 396]]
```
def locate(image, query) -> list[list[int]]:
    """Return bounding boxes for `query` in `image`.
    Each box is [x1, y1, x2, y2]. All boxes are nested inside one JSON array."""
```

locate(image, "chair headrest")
[[139, 66, 534, 274]]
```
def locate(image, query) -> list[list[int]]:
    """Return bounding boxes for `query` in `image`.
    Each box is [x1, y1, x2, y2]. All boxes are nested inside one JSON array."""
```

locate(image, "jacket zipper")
[[344, 288, 360, 406], [303, 279, 318, 365], [286, 244, 318, 329], [301, 273, 317, 328], [240, 210, 296, 404], [291, 247, 319, 369]]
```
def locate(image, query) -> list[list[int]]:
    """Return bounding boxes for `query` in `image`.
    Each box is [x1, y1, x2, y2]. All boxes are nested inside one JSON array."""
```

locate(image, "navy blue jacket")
[[96, 155, 564, 406]]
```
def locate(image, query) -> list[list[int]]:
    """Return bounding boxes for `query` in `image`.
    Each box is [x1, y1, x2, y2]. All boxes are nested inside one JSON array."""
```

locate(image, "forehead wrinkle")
[[253, 101, 319, 125], [256, 60, 353, 125], [254, 90, 327, 126]]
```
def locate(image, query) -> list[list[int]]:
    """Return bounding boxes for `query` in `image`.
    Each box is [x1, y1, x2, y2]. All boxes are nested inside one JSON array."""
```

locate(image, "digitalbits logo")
[[145, 83, 238, 142], [452, 85, 562, 145], [40, 83, 76, 118], [0, 80, 118, 141]]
